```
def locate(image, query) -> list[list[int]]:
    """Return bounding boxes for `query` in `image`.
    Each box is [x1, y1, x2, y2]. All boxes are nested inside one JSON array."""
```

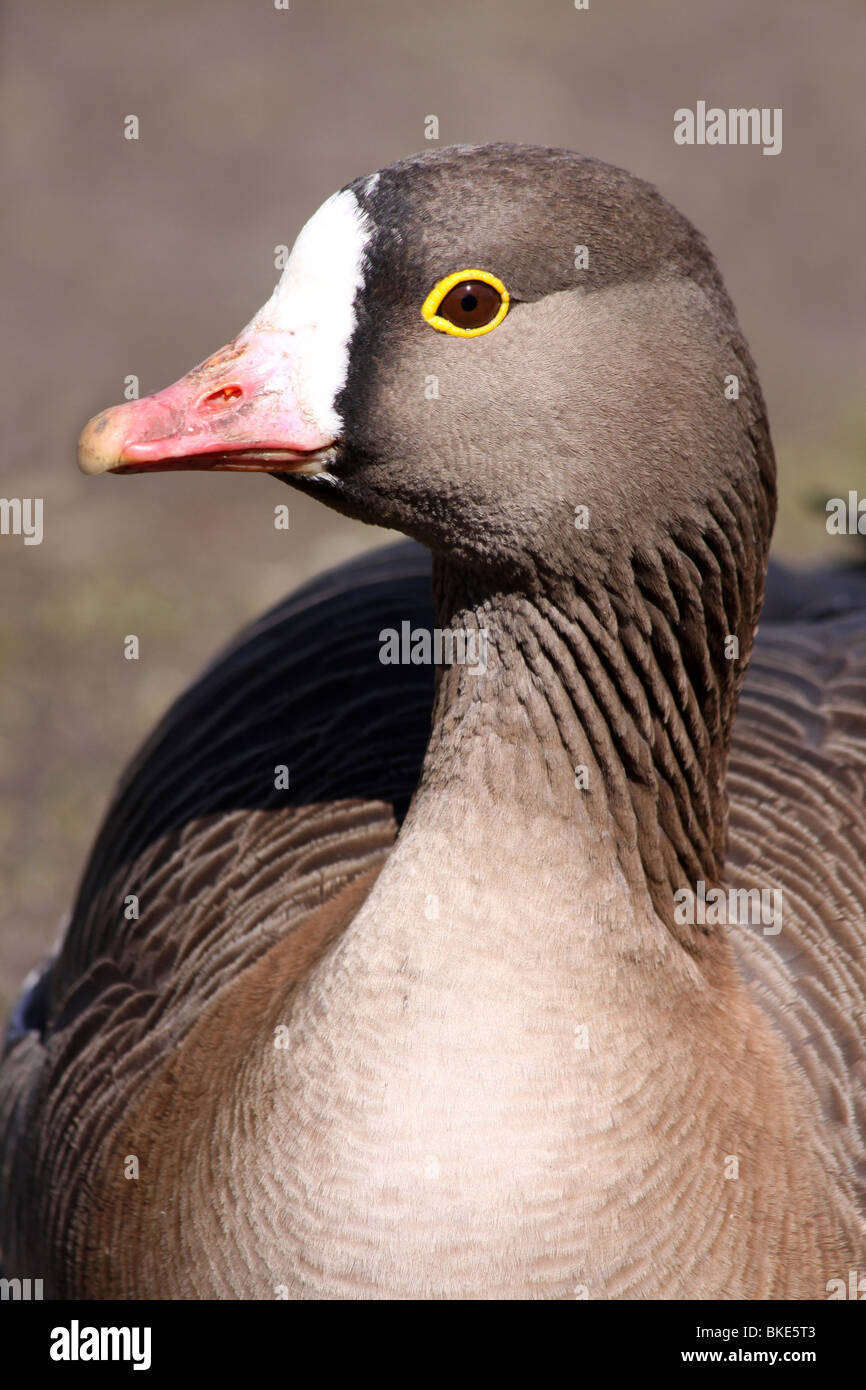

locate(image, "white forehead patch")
[[245, 188, 371, 438]]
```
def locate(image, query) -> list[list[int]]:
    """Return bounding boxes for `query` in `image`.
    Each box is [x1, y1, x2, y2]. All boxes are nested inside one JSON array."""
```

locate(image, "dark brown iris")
[[437, 279, 502, 329]]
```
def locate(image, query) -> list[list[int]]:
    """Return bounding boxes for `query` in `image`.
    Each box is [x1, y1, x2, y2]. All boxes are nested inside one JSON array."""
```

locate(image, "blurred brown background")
[[1, 0, 864, 1012]]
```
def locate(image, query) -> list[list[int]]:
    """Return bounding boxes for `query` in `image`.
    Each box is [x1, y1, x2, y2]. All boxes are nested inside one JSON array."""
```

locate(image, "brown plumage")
[[1, 145, 864, 1298]]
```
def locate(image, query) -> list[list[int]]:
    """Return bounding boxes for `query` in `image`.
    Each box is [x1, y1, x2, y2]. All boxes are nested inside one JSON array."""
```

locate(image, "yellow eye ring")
[[421, 268, 510, 337]]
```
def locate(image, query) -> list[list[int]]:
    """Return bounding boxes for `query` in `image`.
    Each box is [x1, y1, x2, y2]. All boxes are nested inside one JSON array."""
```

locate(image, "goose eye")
[[421, 269, 510, 337], [438, 280, 501, 329]]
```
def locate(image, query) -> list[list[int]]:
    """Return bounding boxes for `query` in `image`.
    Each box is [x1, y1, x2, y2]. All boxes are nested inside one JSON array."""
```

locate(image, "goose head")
[[78, 143, 775, 589]]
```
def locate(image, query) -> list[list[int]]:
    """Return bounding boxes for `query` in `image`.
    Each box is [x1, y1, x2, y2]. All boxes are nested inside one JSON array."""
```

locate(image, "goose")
[[2, 143, 865, 1300]]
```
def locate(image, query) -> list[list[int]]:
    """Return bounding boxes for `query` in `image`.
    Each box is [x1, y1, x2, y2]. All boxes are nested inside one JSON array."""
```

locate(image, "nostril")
[[201, 384, 243, 408]]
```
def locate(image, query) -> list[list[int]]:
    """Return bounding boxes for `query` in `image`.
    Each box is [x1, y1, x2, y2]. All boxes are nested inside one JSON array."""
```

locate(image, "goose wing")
[[0, 539, 434, 1286], [729, 609, 866, 1208]]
